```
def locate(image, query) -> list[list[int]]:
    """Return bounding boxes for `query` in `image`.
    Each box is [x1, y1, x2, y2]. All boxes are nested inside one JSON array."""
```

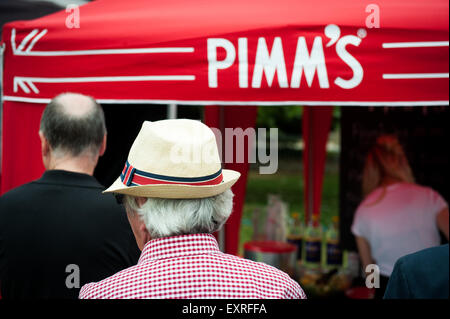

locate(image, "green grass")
[[238, 155, 339, 255]]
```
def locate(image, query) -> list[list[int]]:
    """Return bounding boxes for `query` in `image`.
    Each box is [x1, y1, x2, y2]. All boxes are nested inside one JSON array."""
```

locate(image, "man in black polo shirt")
[[0, 93, 140, 299]]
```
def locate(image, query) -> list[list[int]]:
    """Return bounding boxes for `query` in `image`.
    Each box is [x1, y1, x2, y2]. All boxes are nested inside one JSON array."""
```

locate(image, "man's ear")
[[138, 222, 152, 244], [99, 134, 107, 157], [136, 197, 148, 208], [39, 131, 50, 158]]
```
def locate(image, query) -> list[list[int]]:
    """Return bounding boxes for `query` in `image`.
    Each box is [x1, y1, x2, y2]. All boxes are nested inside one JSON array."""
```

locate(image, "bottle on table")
[[325, 215, 343, 270], [303, 214, 322, 269], [287, 212, 304, 261]]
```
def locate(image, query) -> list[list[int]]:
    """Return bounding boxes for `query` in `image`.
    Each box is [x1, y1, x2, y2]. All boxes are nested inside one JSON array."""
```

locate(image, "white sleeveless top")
[[352, 182, 448, 276]]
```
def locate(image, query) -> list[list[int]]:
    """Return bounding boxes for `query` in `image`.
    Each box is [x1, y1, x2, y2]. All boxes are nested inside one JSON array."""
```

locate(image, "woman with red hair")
[[352, 135, 449, 299]]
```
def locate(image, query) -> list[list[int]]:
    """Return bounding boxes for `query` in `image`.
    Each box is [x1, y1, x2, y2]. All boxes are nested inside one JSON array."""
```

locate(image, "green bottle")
[[303, 214, 322, 269], [325, 216, 343, 269]]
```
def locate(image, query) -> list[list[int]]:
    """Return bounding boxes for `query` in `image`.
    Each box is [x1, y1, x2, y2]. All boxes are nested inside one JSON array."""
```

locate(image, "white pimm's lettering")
[[207, 24, 363, 90]]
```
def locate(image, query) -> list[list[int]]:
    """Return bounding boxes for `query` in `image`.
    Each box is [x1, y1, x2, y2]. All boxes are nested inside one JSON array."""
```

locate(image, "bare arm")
[[436, 207, 449, 240], [355, 235, 375, 274]]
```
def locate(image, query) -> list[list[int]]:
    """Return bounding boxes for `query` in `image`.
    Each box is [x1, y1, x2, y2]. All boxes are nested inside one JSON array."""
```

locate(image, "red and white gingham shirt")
[[79, 233, 306, 299]]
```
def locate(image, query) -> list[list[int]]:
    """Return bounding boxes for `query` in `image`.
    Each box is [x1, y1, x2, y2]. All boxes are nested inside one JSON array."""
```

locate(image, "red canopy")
[[1, 0, 449, 254], [2, 0, 448, 105]]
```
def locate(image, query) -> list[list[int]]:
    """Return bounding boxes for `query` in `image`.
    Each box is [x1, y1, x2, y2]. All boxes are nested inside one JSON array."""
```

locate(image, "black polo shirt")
[[0, 170, 140, 299]]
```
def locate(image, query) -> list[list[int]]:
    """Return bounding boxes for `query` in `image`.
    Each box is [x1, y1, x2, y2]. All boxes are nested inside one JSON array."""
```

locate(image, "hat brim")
[[103, 169, 240, 199]]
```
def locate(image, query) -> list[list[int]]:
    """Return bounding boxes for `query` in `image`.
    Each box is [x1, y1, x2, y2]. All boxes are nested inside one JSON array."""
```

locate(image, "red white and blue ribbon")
[[120, 161, 223, 187]]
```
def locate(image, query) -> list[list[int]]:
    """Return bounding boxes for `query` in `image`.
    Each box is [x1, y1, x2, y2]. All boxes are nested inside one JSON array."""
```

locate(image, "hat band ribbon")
[[120, 161, 223, 187]]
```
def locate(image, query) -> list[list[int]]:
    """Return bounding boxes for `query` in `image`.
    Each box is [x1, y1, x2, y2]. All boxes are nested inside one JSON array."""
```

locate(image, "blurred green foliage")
[[256, 106, 341, 137], [256, 106, 303, 135]]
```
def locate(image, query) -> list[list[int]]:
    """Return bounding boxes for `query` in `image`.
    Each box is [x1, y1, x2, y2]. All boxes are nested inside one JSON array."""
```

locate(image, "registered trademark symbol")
[[357, 28, 367, 39]]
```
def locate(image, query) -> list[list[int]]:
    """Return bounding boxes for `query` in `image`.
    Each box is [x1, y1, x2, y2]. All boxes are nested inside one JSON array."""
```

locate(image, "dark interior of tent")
[[93, 104, 449, 251]]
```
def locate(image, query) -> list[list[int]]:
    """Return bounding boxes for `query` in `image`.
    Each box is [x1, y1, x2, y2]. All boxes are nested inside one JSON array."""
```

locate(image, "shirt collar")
[[37, 170, 102, 189], [138, 233, 221, 263]]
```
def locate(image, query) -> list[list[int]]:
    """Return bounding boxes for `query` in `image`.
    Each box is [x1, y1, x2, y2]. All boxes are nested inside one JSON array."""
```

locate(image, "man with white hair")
[[79, 119, 306, 299], [0, 93, 140, 299]]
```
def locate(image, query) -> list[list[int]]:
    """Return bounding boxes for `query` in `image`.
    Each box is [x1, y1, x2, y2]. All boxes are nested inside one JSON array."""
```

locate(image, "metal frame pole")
[[218, 105, 226, 251], [307, 107, 314, 225], [167, 103, 177, 119]]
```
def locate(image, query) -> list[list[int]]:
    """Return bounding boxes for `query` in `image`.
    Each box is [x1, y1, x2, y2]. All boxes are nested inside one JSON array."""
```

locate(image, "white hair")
[[124, 189, 234, 238]]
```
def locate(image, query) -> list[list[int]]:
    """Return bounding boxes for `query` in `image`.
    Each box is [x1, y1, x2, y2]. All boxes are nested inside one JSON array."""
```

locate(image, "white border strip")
[[11, 29, 195, 56], [382, 41, 449, 48], [14, 75, 196, 83], [14, 47, 195, 56], [3, 95, 449, 106], [383, 73, 449, 79]]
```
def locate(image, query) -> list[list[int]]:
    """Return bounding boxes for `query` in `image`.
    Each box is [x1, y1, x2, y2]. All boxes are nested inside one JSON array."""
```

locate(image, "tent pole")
[[0, 42, 5, 174], [306, 107, 314, 225], [167, 103, 177, 119], [218, 105, 226, 252]]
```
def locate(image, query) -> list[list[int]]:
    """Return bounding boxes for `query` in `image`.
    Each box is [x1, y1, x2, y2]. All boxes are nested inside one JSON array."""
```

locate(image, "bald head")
[[40, 92, 106, 158], [54, 93, 98, 118]]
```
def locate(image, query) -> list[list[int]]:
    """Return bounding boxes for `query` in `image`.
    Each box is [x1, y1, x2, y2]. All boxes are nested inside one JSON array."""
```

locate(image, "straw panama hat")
[[104, 119, 240, 198]]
